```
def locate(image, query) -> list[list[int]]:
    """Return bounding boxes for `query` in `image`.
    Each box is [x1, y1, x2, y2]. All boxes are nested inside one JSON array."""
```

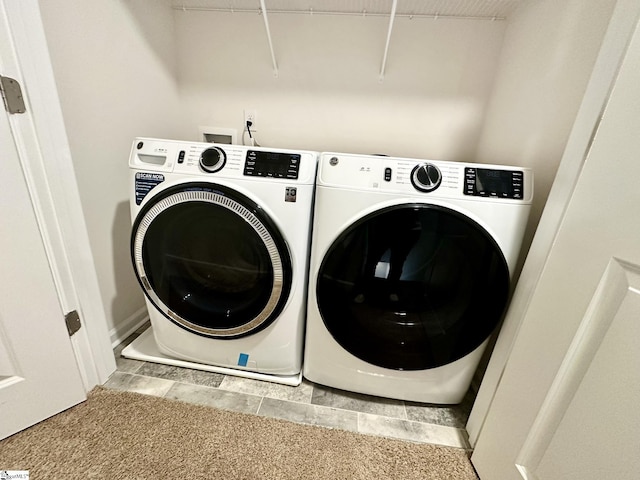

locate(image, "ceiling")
[[170, 0, 528, 20]]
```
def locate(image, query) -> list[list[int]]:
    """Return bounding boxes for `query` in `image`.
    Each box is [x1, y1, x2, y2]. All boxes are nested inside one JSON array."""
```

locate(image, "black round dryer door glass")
[[317, 204, 510, 370], [131, 183, 292, 338]]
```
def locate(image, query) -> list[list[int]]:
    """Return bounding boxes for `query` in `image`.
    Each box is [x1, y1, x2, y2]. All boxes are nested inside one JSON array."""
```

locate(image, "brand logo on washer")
[[329, 156, 339, 166]]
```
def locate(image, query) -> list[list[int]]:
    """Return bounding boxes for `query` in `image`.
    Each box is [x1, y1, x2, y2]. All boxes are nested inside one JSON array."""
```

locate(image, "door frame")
[[1, 0, 115, 390], [467, 0, 640, 446]]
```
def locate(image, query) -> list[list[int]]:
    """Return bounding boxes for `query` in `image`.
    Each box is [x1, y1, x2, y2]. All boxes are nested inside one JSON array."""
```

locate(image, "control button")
[[411, 163, 442, 193], [384, 167, 392, 182], [177, 150, 186, 164], [136, 141, 144, 149], [199, 147, 226, 173]]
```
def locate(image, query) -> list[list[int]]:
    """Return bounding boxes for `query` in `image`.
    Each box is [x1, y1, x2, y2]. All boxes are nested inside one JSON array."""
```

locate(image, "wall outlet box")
[[199, 126, 238, 145], [244, 109, 257, 127]]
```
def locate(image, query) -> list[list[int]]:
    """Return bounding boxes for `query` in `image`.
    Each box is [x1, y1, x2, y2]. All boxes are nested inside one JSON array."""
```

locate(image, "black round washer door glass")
[[132, 183, 291, 338], [317, 204, 509, 370]]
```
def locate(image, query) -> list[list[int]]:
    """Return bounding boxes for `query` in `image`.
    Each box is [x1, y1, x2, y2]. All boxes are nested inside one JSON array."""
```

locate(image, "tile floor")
[[105, 325, 475, 450]]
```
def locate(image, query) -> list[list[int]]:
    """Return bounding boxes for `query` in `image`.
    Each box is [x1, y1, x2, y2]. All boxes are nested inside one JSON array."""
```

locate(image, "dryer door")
[[131, 182, 292, 338], [316, 203, 509, 370]]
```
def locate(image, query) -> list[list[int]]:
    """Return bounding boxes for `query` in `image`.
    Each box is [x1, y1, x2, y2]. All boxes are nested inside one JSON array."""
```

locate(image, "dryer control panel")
[[317, 152, 533, 203], [463, 167, 524, 200]]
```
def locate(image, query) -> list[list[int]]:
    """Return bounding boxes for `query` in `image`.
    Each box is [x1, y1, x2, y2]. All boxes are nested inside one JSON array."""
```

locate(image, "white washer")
[[123, 138, 317, 385], [303, 152, 533, 403]]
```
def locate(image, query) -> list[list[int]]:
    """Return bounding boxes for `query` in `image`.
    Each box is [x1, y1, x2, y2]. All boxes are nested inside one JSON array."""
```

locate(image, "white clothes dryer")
[[124, 138, 317, 385], [303, 152, 533, 403]]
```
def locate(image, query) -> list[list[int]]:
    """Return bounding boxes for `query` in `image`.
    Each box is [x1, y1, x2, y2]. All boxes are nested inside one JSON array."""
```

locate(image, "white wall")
[[175, 12, 506, 160], [38, 0, 189, 339], [475, 0, 617, 254]]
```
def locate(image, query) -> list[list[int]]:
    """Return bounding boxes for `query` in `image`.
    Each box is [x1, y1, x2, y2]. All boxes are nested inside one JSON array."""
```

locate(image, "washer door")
[[131, 182, 292, 338], [317, 203, 509, 370]]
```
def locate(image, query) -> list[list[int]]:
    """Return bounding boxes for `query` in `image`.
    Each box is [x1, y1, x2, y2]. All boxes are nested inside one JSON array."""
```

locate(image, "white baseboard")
[[110, 306, 149, 348]]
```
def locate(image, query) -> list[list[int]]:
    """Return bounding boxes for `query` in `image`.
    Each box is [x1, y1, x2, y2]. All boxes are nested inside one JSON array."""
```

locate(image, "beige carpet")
[[0, 387, 478, 479]]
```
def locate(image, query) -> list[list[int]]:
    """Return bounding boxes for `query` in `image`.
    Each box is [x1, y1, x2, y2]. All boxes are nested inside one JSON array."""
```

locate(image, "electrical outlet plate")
[[244, 109, 257, 129]]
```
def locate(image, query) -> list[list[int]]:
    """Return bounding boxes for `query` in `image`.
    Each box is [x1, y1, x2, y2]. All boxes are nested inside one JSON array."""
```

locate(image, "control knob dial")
[[199, 146, 226, 173], [411, 163, 442, 192]]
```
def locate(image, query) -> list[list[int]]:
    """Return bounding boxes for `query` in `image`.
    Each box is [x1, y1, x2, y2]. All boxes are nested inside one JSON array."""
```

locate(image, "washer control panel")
[[243, 150, 300, 179], [130, 138, 318, 185], [463, 167, 524, 199]]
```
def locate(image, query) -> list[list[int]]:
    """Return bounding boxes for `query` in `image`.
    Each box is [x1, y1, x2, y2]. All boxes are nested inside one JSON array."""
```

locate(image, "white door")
[[0, 91, 86, 440], [471, 16, 640, 480]]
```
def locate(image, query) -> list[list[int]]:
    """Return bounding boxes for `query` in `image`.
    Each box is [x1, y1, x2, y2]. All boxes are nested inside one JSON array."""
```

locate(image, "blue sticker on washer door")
[[237, 353, 249, 367], [135, 172, 164, 205]]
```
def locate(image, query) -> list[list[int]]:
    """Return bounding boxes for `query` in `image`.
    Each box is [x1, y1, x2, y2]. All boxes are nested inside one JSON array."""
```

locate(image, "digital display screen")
[[464, 168, 523, 199], [244, 151, 300, 179], [476, 169, 514, 196]]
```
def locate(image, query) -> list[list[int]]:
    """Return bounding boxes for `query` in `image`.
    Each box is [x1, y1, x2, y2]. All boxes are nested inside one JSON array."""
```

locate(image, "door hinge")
[[65, 310, 82, 337], [0, 75, 27, 114]]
